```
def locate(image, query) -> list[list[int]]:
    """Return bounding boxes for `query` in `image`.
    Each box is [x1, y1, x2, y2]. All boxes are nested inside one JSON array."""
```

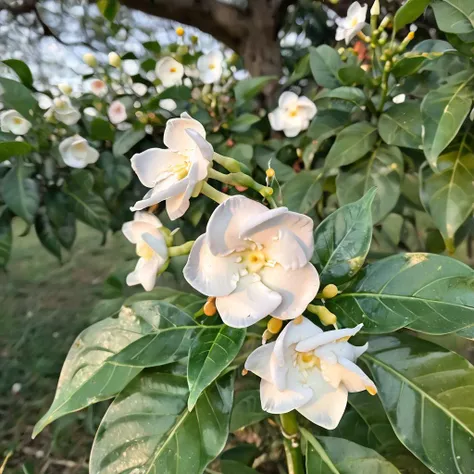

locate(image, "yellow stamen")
[[267, 317, 283, 334], [209, 64, 216, 70], [366, 385, 377, 396], [136, 240, 155, 260], [289, 109, 298, 117], [13, 118, 23, 125], [176, 26, 185, 36], [245, 250, 266, 273], [169, 162, 190, 180], [170, 67, 177, 73]]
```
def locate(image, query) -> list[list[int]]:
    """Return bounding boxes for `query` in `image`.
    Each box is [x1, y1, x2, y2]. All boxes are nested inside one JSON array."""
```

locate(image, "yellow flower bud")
[[309, 305, 337, 326], [266, 168, 275, 178], [191, 35, 199, 44], [321, 284, 338, 299], [267, 317, 283, 334], [58, 83, 72, 95], [108, 52, 121, 68], [83, 53, 97, 68], [176, 26, 185, 37]]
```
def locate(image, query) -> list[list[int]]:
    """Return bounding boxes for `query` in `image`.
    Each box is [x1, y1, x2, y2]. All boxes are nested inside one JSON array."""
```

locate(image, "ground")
[[0, 220, 135, 474]]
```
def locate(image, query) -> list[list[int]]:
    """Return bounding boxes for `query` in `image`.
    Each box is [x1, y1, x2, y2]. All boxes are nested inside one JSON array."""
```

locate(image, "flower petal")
[[183, 234, 241, 297], [166, 190, 191, 220], [260, 379, 312, 414], [261, 263, 320, 319], [131, 149, 184, 188], [215, 275, 282, 328], [297, 96, 317, 120], [244, 341, 276, 382], [338, 358, 376, 393], [265, 228, 311, 270], [268, 108, 285, 131], [186, 128, 214, 163], [126, 256, 160, 291], [297, 379, 348, 429], [142, 232, 169, 259], [207, 195, 267, 256], [279, 91, 299, 109], [164, 115, 206, 152], [131, 176, 187, 211], [295, 324, 364, 352], [134, 211, 162, 227]]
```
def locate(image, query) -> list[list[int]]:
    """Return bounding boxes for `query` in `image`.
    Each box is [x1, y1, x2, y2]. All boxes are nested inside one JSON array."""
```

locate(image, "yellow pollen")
[[13, 117, 23, 124], [298, 352, 321, 370], [366, 385, 377, 396], [289, 109, 298, 117], [351, 17, 359, 27], [245, 250, 266, 273], [301, 352, 314, 363], [209, 64, 216, 70], [169, 162, 190, 180], [170, 67, 177, 73], [136, 240, 155, 260]]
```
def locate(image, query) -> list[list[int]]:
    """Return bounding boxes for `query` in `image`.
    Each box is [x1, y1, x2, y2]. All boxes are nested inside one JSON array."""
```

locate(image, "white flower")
[[0, 110, 31, 135], [108, 100, 127, 124], [58, 83, 72, 95], [132, 83, 148, 96], [245, 318, 376, 429], [155, 57, 184, 87], [370, 0, 380, 16], [335, 2, 368, 45], [59, 135, 99, 168], [108, 52, 121, 68], [89, 79, 108, 97], [197, 50, 224, 84], [44, 96, 81, 125], [122, 212, 169, 291], [131, 112, 213, 220], [11, 382, 22, 394], [392, 93, 406, 104], [159, 99, 177, 112], [183, 196, 320, 328], [268, 92, 317, 137]]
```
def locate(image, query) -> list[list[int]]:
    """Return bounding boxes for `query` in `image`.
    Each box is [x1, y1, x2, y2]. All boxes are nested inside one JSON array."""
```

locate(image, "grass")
[[0, 219, 135, 474]]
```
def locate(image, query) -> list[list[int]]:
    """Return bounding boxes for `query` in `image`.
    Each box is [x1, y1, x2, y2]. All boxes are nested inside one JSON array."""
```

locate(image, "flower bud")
[[266, 168, 275, 178], [108, 52, 121, 68], [322, 284, 338, 299], [370, 0, 380, 16], [267, 317, 283, 334], [191, 35, 198, 44], [203, 297, 217, 316], [176, 26, 185, 37], [58, 83, 72, 95], [309, 305, 337, 326], [83, 53, 97, 68]]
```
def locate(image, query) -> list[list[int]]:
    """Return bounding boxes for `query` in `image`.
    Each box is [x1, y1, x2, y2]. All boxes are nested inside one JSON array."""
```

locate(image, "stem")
[[208, 168, 274, 200], [279, 412, 304, 474], [168, 240, 195, 257], [201, 182, 229, 204], [377, 61, 391, 113]]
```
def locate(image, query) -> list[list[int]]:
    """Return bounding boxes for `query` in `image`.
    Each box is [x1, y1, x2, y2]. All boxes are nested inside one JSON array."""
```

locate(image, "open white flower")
[[335, 2, 368, 45], [131, 112, 213, 219], [108, 100, 127, 124], [392, 93, 406, 104], [245, 318, 376, 429], [159, 99, 177, 112], [44, 96, 81, 125], [122, 212, 169, 291], [89, 79, 108, 97], [184, 196, 320, 328], [0, 110, 32, 135], [197, 50, 224, 84], [59, 135, 99, 168], [156, 57, 184, 87], [269, 92, 317, 137]]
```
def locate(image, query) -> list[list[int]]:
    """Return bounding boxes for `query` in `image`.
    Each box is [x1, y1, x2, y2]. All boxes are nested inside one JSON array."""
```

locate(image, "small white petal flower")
[[122, 212, 169, 291], [392, 93, 406, 104], [108, 52, 121, 68], [131, 112, 213, 220], [159, 99, 177, 112], [89, 79, 108, 97], [0, 110, 32, 135], [245, 318, 376, 429], [11, 383, 22, 394], [108, 100, 127, 125], [268, 92, 317, 137], [132, 83, 148, 96], [59, 135, 99, 169], [469, 106, 474, 121], [155, 57, 184, 87], [183, 196, 320, 327], [123, 59, 140, 76], [183, 77, 193, 88], [335, 1, 368, 45], [44, 96, 81, 125], [197, 50, 224, 84], [58, 83, 72, 95]]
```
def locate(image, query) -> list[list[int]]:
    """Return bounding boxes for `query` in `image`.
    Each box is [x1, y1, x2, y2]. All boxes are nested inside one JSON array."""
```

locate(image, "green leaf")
[[338, 66, 369, 86], [187, 326, 246, 410], [230, 113, 260, 133], [326, 253, 474, 335], [230, 389, 268, 431], [99, 151, 132, 192], [33, 301, 199, 436], [307, 110, 349, 143], [255, 146, 296, 182], [282, 170, 323, 214], [2, 59, 34, 88], [310, 45, 343, 88], [90, 117, 115, 141], [157, 85, 192, 101], [302, 429, 401, 474], [394, 0, 430, 32], [2, 159, 39, 224], [97, 0, 120, 21], [221, 460, 258, 474], [143, 40, 161, 54], [325, 122, 378, 169], [287, 54, 311, 85], [45, 190, 76, 250], [0, 207, 12, 268], [317, 87, 367, 109], [0, 77, 37, 117], [35, 209, 62, 260], [336, 144, 404, 223], [226, 143, 254, 171], [0, 141, 33, 162], [362, 333, 474, 474], [378, 103, 422, 149], [234, 76, 277, 105], [112, 128, 146, 155], [90, 371, 234, 474], [313, 188, 375, 287], [64, 171, 110, 233], [431, 0, 474, 34], [421, 138, 474, 252], [421, 71, 474, 168]]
